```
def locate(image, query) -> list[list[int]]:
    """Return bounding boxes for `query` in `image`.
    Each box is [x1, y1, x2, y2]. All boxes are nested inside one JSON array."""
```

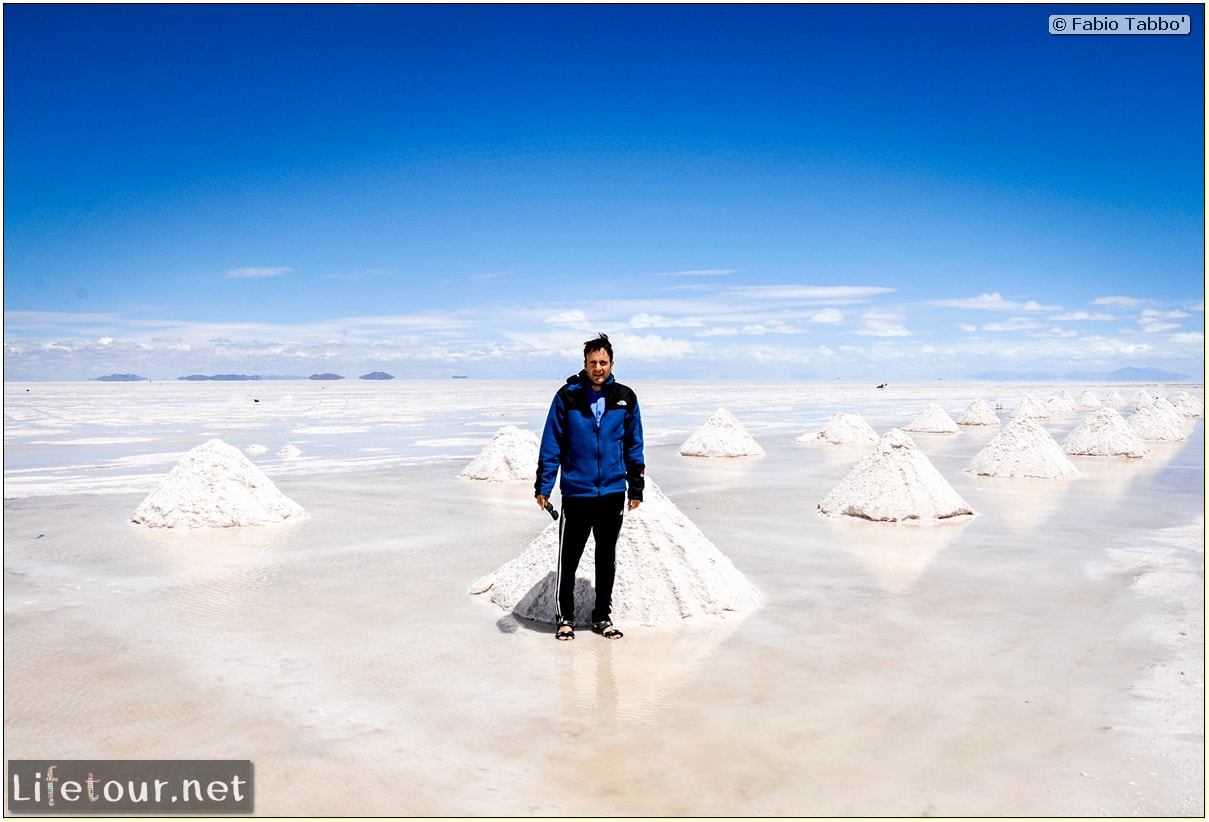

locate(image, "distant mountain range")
[[966, 366, 1194, 381], [94, 373, 148, 382]]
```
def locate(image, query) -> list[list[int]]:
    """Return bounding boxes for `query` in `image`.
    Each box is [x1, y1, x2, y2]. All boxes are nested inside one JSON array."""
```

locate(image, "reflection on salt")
[[130, 519, 302, 627], [963, 473, 1073, 534], [554, 616, 750, 725], [823, 516, 971, 594]]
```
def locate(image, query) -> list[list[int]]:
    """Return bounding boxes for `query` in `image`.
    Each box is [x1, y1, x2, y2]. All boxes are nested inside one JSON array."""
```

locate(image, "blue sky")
[[4, 3, 1204, 381]]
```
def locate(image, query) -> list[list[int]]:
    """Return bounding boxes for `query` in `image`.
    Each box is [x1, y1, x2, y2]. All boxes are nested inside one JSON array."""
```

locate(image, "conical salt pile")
[[469, 480, 760, 625], [679, 408, 765, 457], [1131, 389, 1159, 408], [797, 412, 879, 445], [1129, 399, 1189, 441], [1045, 394, 1076, 415], [1075, 389, 1102, 410], [459, 425, 539, 481], [967, 419, 1079, 479], [1102, 388, 1126, 408], [1062, 408, 1151, 458], [956, 398, 1000, 426], [1010, 394, 1049, 421], [1170, 392, 1205, 417], [131, 438, 306, 528], [902, 404, 959, 433], [817, 429, 973, 522]]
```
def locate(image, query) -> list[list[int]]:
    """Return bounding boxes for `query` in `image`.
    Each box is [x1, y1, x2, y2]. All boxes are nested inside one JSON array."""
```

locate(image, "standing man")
[[536, 333, 644, 641]]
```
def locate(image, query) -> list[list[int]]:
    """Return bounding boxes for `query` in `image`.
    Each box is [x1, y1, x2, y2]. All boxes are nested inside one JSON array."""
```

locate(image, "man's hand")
[[627, 498, 641, 512], [536, 495, 549, 511]]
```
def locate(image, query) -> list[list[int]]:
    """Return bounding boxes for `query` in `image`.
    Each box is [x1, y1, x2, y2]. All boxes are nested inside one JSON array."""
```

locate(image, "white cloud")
[[1140, 308, 1190, 321], [741, 321, 802, 335], [856, 320, 910, 337], [1092, 295, 1147, 307], [853, 308, 910, 337], [609, 332, 694, 360], [982, 316, 1045, 332], [4, 287, 1202, 382], [1139, 308, 1191, 334], [543, 310, 592, 328], [808, 308, 844, 324], [1050, 311, 1114, 321], [654, 269, 737, 277], [225, 267, 291, 279], [931, 292, 1062, 312], [628, 313, 704, 328]]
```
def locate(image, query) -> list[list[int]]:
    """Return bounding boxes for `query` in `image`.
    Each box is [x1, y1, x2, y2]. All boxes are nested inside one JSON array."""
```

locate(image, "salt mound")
[[679, 408, 765, 457], [131, 439, 306, 529], [1045, 394, 1076, 415], [1129, 399, 1188, 441], [902, 404, 959, 433], [956, 398, 1000, 426], [1170, 392, 1204, 417], [817, 429, 973, 522], [469, 480, 760, 625], [1010, 395, 1049, 421], [245, 443, 268, 455], [1075, 389, 1102, 410], [459, 425, 539, 481], [1062, 408, 1151, 458], [796, 412, 879, 445], [1131, 389, 1159, 408], [1102, 389, 1126, 408], [278, 444, 301, 459], [966, 419, 1079, 479]]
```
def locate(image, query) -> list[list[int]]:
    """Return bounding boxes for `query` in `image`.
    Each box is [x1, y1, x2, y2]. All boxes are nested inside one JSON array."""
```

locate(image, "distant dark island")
[[309, 373, 345, 381], [95, 373, 148, 382], [359, 371, 394, 380]]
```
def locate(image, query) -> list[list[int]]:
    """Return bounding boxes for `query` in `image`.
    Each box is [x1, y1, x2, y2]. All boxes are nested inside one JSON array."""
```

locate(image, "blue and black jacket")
[[535, 371, 645, 501]]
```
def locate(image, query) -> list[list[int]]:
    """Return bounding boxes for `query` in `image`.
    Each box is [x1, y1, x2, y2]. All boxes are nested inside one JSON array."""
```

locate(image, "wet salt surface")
[[3, 380, 1204, 816]]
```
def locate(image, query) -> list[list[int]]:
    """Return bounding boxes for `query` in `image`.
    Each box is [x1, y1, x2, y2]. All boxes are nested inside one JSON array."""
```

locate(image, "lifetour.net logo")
[[7, 760, 254, 815]]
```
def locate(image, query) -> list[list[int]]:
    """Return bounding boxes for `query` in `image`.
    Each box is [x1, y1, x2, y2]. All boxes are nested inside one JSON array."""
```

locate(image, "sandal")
[[591, 619, 623, 640], [555, 620, 575, 641]]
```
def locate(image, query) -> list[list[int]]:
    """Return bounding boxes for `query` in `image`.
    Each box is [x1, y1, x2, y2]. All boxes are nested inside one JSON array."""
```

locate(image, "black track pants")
[[555, 493, 625, 624]]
